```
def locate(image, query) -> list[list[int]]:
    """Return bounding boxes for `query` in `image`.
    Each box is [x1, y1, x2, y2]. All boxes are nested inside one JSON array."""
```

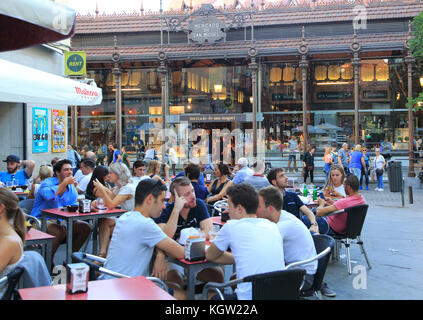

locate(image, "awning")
[[0, 58, 102, 106], [0, 0, 76, 52]]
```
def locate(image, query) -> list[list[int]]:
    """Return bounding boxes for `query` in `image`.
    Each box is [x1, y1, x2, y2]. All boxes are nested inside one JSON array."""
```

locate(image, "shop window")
[[270, 67, 282, 83], [328, 65, 340, 80], [376, 63, 389, 81], [341, 64, 353, 80], [121, 72, 129, 87], [314, 65, 327, 81], [361, 63, 375, 82], [130, 71, 141, 86], [283, 67, 295, 82]]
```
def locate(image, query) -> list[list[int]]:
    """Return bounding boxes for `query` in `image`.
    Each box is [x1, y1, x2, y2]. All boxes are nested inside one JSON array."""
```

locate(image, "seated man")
[[206, 183, 285, 300], [243, 160, 270, 191], [184, 163, 209, 201], [76, 158, 95, 194], [231, 157, 254, 185], [302, 174, 367, 236], [0, 155, 35, 187], [153, 176, 224, 289], [74, 151, 96, 183], [173, 161, 206, 187], [101, 179, 185, 298], [257, 186, 317, 292], [30, 159, 91, 262], [267, 168, 319, 234]]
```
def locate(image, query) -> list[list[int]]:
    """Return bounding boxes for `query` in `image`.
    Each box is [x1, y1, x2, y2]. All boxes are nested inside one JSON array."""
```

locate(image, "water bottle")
[[313, 186, 317, 201], [303, 184, 308, 197]]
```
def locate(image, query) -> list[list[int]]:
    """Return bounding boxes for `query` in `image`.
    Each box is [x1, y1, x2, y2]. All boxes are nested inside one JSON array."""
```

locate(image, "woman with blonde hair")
[[92, 162, 136, 258], [323, 147, 333, 183], [0, 189, 26, 297], [146, 159, 169, 184], [27, 165, 53, 199], [348, 144, 366, 180]]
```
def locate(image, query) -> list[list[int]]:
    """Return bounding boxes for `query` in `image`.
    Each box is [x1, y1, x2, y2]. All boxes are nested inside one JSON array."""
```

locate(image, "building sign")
[[272, 93, 302, 101], [52, 109, 66, 153], [65, 51, 86, 76], [188, 16, 225, 44], [180, 114, 245, 122], [316, 92, 353, 100], [32, 107, 49, 153], [362, 90, 389, 100]]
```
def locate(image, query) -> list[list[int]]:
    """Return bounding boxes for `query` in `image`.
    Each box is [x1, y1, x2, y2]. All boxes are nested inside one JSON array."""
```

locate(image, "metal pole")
[[158, 51, 168, 163], [249, 48, 258, 158], [112, 36, 122, 150], [298, 27, 309, 151], [405, 21, 415, 177], [351, 29, 361, 146]]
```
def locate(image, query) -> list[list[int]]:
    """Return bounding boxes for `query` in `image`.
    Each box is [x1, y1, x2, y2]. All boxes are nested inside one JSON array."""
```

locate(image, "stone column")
[[351, 30, 361, 145]]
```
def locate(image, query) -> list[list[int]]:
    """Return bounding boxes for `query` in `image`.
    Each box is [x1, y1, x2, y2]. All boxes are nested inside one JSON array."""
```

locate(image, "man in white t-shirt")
[[76, 158, 95, 194], [257, 186, 317, 291], [206, 183, 285, 300], [74, 151, 96, 183], [101, 179, 185, 297]]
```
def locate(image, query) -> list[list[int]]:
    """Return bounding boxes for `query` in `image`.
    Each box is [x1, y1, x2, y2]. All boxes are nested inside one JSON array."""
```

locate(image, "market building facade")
[[70, 0, 423, 174]]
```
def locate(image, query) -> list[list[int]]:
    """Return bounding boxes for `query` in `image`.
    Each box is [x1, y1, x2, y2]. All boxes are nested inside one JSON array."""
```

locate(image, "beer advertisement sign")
[[32, 107, 49, 153], [52, 109, 66, 153]]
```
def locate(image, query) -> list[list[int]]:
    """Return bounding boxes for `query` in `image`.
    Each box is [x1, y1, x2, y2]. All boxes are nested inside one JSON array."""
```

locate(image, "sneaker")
[[365, 186, 369, 190], [375, 187, 380, 191], [320, 282, 336, 297], [359, 186, 362, 190], [378, 188, 384, 192]]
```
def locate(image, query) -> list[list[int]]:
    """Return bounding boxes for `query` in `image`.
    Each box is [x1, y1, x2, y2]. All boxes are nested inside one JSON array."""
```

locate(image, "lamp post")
[[405, 21, 415, 177], [298, 26, 309, 151], [112, 35, 122, 150], [157, 50, 168, 163], [351, 29, 361, 146], [249, 47, 258, 158]]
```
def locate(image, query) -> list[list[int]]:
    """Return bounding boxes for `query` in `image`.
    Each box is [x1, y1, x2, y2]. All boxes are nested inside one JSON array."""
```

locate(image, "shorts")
[[167, 262, 206, 285], [289, 154, 296, 161]]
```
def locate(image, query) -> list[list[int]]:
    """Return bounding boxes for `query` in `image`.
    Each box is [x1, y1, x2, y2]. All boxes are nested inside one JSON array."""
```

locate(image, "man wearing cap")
[[0, 155, 35, 187], [232, 157, 254, 185]]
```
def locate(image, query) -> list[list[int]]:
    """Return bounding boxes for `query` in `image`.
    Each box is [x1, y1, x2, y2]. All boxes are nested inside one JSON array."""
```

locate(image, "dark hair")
[[184, 163, 201, 180], [113, 143, 118, 149], [169, 176, 192, 196], [134, 179, 167, 206], [0, 189, 26, 243], [53, 159, 72, 174], [259, 186, 283, 212], [267, 168, 284, 185], [85, 165, 109, 200], [226, 183, 259, 214], [81, 157, 96, 170], [345, 174, 359, 192], [132, 160, 146, 176], [51, 157, 61, 166], [216, 162, 231, 176]]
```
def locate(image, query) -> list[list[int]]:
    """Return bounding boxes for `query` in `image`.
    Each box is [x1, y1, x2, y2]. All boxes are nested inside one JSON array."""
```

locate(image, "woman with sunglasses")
[[360, 148, 371, 190]]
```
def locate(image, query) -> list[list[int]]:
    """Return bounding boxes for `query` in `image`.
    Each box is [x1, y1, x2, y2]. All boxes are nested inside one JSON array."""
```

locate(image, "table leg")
[[66, 219, 73, 264], [46, 239, 52, 272], [186, 266, 196, 300], [92, 219, 98, 255], [41, 213, 47, 233]]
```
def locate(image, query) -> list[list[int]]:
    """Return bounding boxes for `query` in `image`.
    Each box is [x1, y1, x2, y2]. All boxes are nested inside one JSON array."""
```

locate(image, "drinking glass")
[[96, 197, 106, 210], [6, 181, 13, 189]]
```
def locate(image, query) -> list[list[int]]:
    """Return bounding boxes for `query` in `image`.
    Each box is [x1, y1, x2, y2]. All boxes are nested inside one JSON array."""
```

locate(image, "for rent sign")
[[65, 51, 86, 76]]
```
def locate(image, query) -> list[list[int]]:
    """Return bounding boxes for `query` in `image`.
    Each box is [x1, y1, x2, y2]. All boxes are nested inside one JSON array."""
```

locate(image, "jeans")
[[377, 173, 384, 189], [360, 167, 369, 187], [304, 167, 314, 183], [301, 215, 335, 236], [350, 167, 361, 180]]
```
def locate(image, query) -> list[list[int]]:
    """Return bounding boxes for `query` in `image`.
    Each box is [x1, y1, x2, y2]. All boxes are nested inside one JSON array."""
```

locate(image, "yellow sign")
[[65, 51, 86, 76]]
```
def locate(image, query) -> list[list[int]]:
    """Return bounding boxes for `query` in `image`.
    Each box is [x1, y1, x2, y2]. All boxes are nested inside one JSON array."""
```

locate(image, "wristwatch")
[[311, 221, 318, 226]]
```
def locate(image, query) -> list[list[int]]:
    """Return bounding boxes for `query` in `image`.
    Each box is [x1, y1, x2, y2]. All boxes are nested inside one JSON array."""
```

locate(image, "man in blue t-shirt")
[[31, 159, 91, 262], [154, 176, 224, 288], [0, 155, 35, 187], [109, 143, 122, 164]]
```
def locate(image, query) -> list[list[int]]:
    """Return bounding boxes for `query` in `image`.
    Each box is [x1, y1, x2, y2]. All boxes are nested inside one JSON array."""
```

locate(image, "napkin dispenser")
[[78, 199, 91, 214], [66, 263, 89, 294], [185, 237, 205, 262]]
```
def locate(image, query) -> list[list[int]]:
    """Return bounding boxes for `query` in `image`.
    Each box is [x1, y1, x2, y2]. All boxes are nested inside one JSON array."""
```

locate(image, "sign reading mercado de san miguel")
[[188, 15, 225, 44]]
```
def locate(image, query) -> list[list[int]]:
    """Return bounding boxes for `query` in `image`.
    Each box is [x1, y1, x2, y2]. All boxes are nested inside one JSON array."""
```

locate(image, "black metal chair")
[[331, 204, 371, 274], [0, 266, 25, 300], [286, 234, 334, 299], [71, 252, 169, 293], [202, 269, 306, 300]]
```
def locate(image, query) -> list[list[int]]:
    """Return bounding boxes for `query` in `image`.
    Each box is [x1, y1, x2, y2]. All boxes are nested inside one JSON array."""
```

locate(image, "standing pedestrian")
[[360, 147, 371, 190], [337, 143, 350, 175], [349, 145, 366, 180], [303, 145, 315, 184], [373, 148, 386, 191], [323, 147, 333, 183], [287, 136, 298, 172]]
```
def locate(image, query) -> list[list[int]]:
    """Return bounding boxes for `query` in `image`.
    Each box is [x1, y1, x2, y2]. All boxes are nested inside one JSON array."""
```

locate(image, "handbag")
[[376, 168, 383, 175]]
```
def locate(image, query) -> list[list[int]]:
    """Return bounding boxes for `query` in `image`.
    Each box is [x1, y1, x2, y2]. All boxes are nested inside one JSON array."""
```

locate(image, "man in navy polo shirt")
[[153, 176, 224, 290], [267, 168, 319, 234], [0, 155, 35, 187]]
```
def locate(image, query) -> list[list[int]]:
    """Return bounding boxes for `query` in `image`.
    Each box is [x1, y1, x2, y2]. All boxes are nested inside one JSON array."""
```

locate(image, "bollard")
[[409, 186, 414, 204]]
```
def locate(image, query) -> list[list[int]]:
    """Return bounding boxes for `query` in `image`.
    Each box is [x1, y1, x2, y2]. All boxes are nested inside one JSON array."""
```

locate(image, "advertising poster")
[[52, 109, 66, 153], [32, 107, 49, 153]]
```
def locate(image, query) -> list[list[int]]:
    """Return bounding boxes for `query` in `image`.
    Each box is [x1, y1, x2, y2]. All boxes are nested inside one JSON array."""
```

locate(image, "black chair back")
[[244, 269, 306, 300], [344, 204, 369, 239], [1, 266, 25, 300], [310, 234, 334, 292]]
